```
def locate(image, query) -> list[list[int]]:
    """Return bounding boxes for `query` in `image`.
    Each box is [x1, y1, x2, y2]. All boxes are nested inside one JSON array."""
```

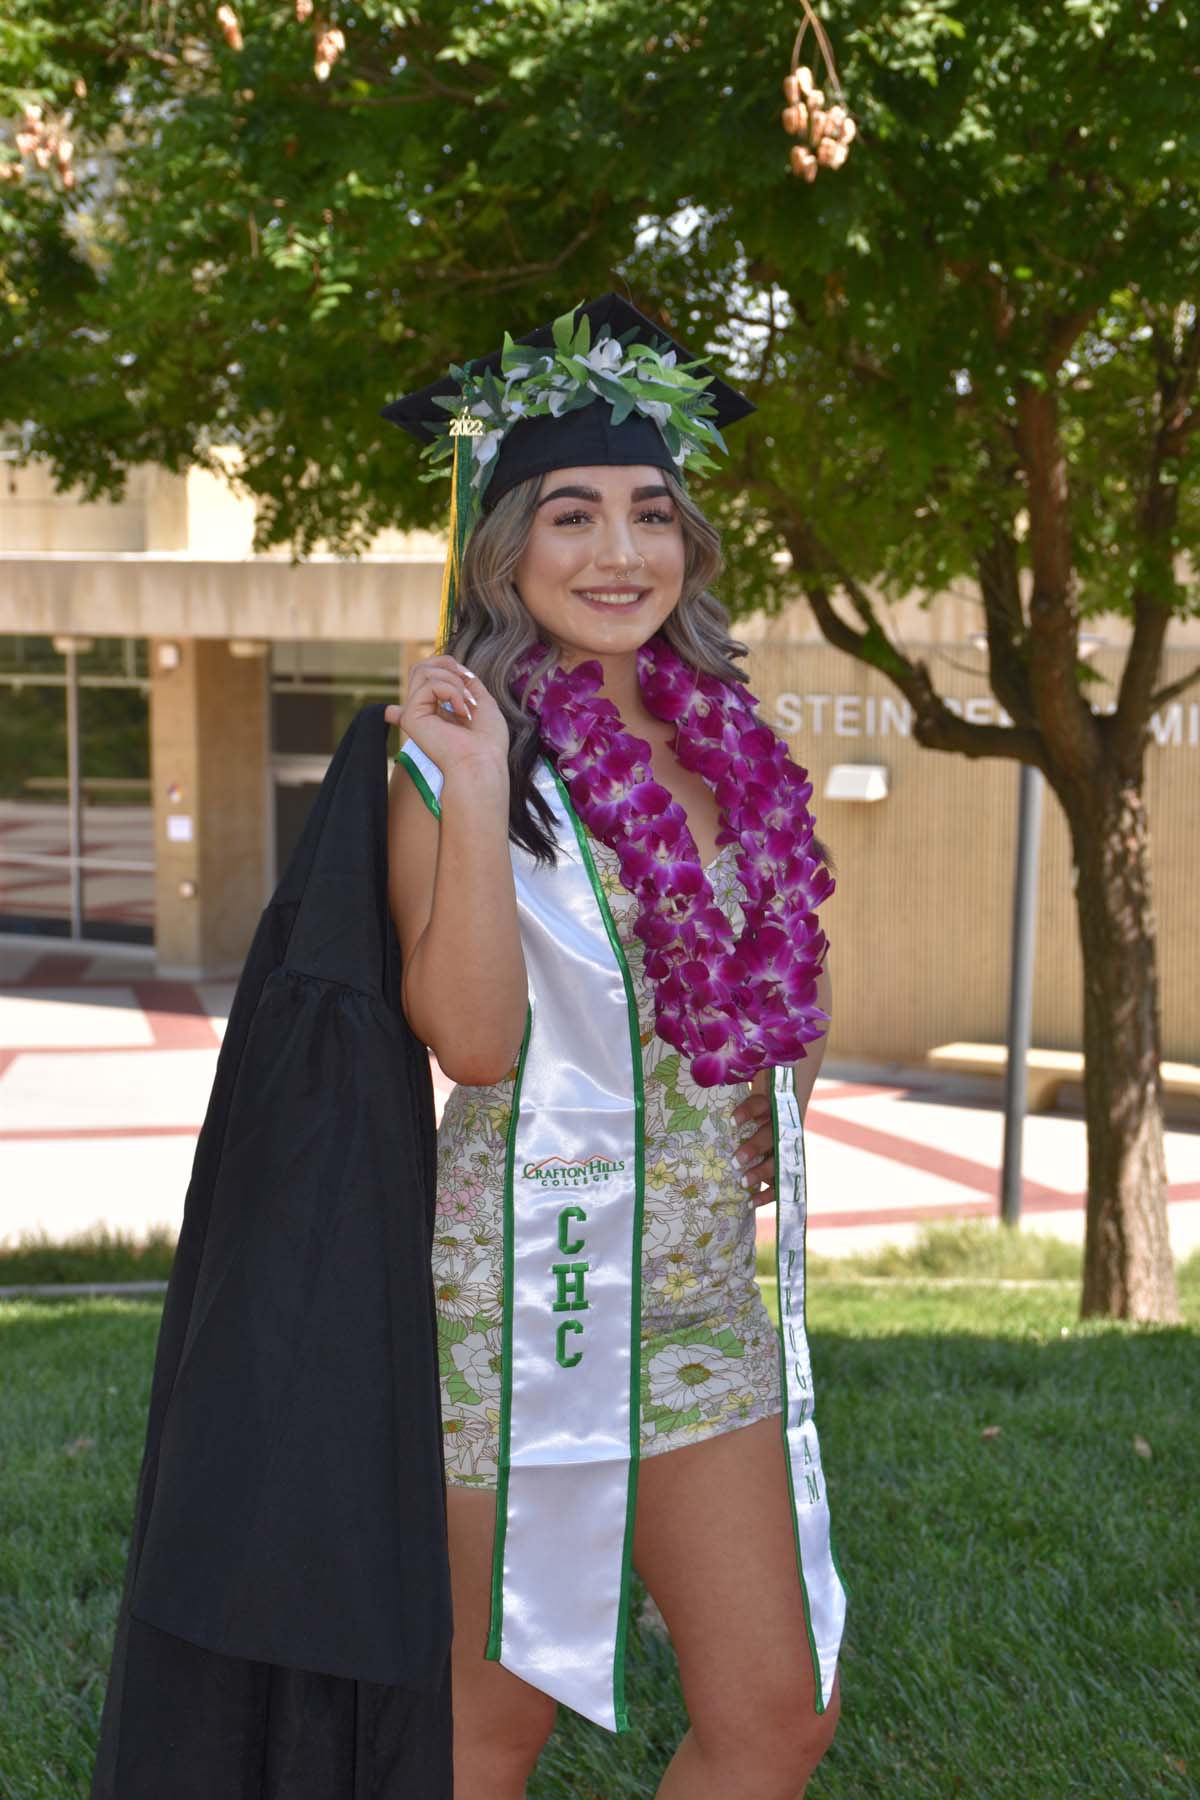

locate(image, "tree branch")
[[976, 523, 1037, 729], [1012, 382, 1100, 777], [1147, 661, 1200, 709], [1113, 311, 1192, 766], [758, 503, 1049, 771]]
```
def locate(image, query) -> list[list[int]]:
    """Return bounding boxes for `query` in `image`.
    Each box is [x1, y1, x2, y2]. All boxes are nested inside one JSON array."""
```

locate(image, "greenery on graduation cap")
[[417, 305, 731, 499]]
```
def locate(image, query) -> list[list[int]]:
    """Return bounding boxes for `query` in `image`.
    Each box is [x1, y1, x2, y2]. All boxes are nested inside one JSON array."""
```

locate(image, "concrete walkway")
[[3, 937, 1199, 1261]]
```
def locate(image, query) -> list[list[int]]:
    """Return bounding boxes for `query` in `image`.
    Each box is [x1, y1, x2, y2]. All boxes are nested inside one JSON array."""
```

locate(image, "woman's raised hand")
[[384, 655, 510, 782]]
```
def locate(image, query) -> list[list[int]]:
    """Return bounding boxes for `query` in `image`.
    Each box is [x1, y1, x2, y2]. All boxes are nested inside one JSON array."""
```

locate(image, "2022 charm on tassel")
[[782, 3, 858, 184]]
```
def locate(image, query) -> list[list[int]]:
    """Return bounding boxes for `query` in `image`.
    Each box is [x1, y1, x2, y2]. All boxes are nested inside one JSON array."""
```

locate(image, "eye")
[[550, 507, 677, 526]]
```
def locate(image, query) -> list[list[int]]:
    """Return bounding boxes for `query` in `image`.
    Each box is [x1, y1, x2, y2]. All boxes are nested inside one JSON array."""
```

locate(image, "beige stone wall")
[[150, 638, 268, 977], [744, 643, 1200, 1066]]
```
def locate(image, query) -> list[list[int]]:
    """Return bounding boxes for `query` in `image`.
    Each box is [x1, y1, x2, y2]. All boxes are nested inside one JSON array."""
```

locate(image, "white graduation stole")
[[397, 738, 847, 1731]]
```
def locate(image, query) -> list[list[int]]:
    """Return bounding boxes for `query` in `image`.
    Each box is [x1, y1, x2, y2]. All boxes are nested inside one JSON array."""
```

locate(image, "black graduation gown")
[[91, 701, 454, 1798]]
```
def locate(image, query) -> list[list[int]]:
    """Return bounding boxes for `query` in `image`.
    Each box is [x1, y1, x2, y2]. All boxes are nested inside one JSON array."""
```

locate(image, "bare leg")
[[632, 1415, 841, 1800], [444, 1483, 558, 1800]]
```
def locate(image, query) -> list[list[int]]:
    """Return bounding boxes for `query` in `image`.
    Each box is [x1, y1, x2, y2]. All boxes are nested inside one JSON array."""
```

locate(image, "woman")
[[381, 294, 845, 1799]]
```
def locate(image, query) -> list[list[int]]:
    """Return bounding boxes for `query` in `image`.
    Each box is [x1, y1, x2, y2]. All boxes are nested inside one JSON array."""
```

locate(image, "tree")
[[2, 0, 1197, 1319]]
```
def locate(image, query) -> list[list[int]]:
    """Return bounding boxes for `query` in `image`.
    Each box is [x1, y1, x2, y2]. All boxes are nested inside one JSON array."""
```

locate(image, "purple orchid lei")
[[510, 631, 834, 1087]]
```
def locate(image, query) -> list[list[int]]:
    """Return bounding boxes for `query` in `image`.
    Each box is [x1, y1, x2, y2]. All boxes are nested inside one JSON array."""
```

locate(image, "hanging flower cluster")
[[511, 632, 834, 1087], [419, 302, 731, 502], [782, 3, 857, 183], [2, 103, 75, 189]]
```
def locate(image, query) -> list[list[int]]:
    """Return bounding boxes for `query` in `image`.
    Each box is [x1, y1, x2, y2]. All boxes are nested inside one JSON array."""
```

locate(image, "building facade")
[[2, 453, 1197, 1068]]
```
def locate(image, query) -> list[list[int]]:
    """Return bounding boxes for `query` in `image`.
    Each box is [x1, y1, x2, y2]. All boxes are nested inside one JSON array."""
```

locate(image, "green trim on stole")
[[485, 1004, 532, 1660], [395, 749, 442, 820], [502, 758, 641, 1732], [770, 1067, 826, 1711]]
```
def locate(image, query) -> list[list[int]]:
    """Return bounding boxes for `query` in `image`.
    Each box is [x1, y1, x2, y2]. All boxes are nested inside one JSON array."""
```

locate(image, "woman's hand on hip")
[[732, 1071, 776, 1207]]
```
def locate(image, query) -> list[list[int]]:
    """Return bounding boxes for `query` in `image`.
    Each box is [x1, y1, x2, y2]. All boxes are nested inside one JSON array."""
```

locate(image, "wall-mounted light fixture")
[[157, 641, 182, 670], [178, 878, 197, 899], [227, 639, 269, 658], [52, 634, 95, 655], [824, 763, 889, 802]]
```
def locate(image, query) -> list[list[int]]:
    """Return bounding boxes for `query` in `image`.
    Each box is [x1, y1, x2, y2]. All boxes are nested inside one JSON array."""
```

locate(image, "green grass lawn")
[[1, 1230, 1197, 1798]]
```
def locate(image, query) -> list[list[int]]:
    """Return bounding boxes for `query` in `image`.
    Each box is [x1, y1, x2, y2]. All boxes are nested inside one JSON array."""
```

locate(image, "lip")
[[572, 587, 649, 610]]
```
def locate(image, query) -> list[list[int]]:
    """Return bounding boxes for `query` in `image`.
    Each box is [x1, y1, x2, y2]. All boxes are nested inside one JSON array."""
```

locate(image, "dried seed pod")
[[781, 105, 802, 134], [62, 165, 75, 189], [216, 4, 244, 51], [57, 138, 74, 166], [808, 88, 825, 109], [795, 102, 809, 136], [796, 65, 815, 95], [782, 73, 800, 104], [314, 24, 345, 80], [790, 144, 818, 180], [809, 107, 828, 143], [817, 136, 848, 167], [840, 116, 858, 144], [826, 104, 847, 131]]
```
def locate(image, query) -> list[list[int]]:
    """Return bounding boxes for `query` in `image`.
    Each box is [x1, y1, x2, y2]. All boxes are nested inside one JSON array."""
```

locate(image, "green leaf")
[[587, 369, 631, 407], [666, 1103, 706, 1132], [551, 307, 576, 353], [445, 1371, 482, 1406]]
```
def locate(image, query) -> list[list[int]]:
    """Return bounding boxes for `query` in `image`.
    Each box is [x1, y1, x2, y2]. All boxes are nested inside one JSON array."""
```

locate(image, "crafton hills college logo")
[[521, 1154, 626, 1190]]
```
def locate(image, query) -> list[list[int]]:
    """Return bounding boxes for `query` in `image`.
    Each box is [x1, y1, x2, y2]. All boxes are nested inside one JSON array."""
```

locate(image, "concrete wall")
[[149, 637, 269, 977], [747, 643, 1200, 1067]]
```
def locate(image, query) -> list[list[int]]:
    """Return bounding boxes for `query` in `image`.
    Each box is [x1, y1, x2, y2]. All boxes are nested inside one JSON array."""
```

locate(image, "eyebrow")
[[536, 483, 673, 508]]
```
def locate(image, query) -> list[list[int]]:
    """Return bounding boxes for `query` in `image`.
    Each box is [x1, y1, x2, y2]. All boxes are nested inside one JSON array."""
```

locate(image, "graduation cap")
[[380, 292, 755, 650]]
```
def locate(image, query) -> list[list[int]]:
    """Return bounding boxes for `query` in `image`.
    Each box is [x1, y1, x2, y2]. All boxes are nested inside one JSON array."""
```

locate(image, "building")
[[2, 451, 1197, 1068]]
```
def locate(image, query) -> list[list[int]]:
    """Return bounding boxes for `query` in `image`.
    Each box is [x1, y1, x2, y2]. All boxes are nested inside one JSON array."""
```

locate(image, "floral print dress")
[[432, 827, 785, 1488]]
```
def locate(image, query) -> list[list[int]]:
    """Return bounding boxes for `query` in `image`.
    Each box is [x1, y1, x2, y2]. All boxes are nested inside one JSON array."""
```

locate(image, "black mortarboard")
[[379, 291, 755, 512]]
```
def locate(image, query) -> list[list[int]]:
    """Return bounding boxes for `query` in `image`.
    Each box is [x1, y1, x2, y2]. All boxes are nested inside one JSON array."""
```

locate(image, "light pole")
[[1000, 761, 1044, 1228], [969, 631, 1107, 1227]]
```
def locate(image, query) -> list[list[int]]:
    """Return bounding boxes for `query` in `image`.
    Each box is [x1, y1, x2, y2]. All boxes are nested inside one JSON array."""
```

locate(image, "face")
[[512, 464, 686, 668]]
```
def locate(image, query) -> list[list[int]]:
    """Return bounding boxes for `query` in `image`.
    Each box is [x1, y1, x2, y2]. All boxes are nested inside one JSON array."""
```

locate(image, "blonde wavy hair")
[[441, 467, 832, 874]]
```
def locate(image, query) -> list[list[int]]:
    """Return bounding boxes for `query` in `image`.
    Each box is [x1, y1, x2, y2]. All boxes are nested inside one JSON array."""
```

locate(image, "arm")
[[388, 752, 528, 1087]]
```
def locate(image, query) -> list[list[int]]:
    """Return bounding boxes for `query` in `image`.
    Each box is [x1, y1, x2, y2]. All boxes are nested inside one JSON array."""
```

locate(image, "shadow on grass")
[[531, 1314, 1198, 1799], [2, 1295, 1193, 1799]]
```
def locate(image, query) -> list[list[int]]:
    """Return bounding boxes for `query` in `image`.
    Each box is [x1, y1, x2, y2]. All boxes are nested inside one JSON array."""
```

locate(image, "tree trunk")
[[1062, 765, 1179, 1322]]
